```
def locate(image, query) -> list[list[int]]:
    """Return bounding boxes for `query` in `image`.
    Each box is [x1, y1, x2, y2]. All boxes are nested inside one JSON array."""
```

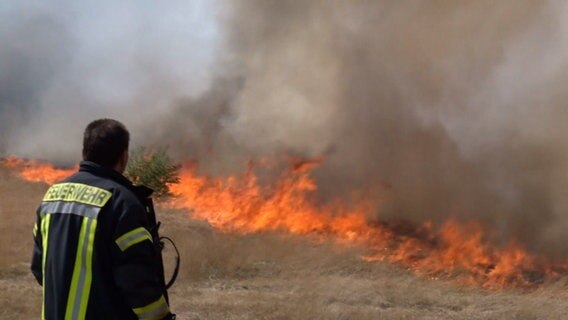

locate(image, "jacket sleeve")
[[111, 198, 172, 320], [31, 207, 43, 285]]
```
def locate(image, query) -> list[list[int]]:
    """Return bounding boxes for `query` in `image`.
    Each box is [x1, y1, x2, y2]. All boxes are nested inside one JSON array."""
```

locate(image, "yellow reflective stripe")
[[43, 183, 112, 207], [33, 223, 38, 237], [115, 227, 153, 252], [65, 218, 97, 320], [133, 295, 169, 320], [41, 214, 51, 320], [81, 219, 97, 317], [65, 218, 87, 319]]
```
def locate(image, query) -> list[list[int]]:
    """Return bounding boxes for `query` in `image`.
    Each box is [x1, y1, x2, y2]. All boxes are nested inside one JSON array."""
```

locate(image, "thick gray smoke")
[[2, 1, 568, 255]]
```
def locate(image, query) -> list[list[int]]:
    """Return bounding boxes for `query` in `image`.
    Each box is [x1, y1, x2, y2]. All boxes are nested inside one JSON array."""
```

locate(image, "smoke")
[[3, 0, 568, 255], [0, 0, 220, 161]]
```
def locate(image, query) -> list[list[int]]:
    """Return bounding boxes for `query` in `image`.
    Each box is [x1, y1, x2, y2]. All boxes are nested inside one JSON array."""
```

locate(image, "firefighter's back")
[[31, 119, 173, 320], [34, 170, 139, 319]]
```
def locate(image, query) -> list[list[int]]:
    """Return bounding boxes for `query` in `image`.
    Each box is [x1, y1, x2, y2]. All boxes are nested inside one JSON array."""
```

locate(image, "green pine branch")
[[125, 146, 181, 198]]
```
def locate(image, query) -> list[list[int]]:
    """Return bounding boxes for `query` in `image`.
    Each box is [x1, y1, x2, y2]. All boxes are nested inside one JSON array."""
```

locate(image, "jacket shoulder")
[[63, 172, 144, 209]]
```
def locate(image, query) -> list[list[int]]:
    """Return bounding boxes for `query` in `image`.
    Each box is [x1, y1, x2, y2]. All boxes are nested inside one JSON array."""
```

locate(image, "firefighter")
[[31, 119, 175, 320]]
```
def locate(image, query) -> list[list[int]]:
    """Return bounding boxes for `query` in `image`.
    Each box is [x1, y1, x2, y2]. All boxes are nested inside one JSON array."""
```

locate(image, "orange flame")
[[168, 158, 568, 289], [1, 156, 76, 185], [3, 155, 567, 288]]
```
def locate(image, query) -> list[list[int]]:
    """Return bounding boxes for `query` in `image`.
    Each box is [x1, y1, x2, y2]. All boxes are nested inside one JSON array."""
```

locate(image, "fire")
[[1, 156, 76, 185], [167, 158, 568, 289], [3, 155, 567, 288], [168, 159, 373, 239]]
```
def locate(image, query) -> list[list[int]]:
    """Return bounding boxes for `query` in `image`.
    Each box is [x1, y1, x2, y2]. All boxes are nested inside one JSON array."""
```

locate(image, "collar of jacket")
[[79, 161, 154, 200]]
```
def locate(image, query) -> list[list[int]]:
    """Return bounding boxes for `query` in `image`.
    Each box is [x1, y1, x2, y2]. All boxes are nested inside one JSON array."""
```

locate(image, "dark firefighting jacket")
[[31, 161, 172, 320]]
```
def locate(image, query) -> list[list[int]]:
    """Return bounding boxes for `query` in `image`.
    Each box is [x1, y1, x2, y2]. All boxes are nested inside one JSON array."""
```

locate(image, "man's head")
[[83, 119, 130, 173]]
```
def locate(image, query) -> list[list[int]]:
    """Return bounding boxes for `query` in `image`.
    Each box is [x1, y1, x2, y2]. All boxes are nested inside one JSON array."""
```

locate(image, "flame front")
[[2, 156, 76, 185], [3, 156, 567, 288], [168, 159, 568, 289], [168, 160, 373, 239]]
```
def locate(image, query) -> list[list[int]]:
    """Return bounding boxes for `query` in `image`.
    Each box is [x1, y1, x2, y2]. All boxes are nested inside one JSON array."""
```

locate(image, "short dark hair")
[[83, 119, 130, 167]]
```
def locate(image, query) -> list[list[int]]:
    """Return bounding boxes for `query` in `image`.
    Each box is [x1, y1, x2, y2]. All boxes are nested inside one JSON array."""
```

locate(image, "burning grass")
[[167, 158, 568, 289], [4, 155, 567, 290], [1, 156, 76, 185], [1, 164, 568, 319]]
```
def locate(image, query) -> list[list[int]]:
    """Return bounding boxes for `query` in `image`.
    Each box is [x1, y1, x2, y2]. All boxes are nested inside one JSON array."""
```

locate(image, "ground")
[[1, 168, 567, 319]]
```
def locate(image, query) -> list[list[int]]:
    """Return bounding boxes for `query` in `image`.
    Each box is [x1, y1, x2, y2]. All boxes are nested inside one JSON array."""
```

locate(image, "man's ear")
[[115, 149, 129, 173], [122, 149, 129, 167]]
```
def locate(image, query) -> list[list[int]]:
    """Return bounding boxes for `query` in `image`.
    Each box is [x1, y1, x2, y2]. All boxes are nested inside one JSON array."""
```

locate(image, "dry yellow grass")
[[1, 167, 568, 319]]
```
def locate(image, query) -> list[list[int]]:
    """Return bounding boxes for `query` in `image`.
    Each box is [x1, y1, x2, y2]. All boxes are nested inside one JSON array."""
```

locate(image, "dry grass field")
[[1, 167, 568, 319]]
